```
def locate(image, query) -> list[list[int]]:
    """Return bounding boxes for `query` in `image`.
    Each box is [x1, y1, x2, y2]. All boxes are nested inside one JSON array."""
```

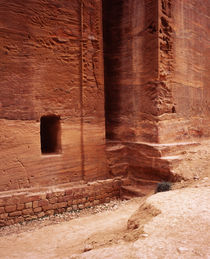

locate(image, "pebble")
[[83, 244, 93, 252], [177, 247, 189, 253], [140, 233, 148, 238]]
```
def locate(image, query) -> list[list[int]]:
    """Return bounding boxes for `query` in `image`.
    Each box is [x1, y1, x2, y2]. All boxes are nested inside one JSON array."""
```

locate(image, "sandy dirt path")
[[0, 179, 209, 259], [0, 199, 140, 259], [74, 184, 210, 259]]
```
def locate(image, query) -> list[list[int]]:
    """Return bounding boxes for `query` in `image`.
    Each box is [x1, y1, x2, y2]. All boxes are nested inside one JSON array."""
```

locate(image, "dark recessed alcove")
[[102, 0, 124, 140], [40, 115, 61, 154]]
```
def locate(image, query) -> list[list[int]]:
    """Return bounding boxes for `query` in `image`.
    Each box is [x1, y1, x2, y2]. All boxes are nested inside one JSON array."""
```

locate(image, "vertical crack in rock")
[[16, 158, 30, 188], [157, 0, 175, 116], [80, 0, 85, 180], [159, 0, 174, 81], [89, 14, 100, 89]]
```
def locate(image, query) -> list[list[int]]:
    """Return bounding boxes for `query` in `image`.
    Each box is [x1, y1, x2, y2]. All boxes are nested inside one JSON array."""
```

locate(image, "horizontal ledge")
[[106, 140, 200, 148]]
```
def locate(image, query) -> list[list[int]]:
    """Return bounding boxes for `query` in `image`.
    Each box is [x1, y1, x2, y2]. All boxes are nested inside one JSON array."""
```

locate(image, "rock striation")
[[0, 0, 107, 192], [0, 0, 209, 226], [104, 0, 210, 183]]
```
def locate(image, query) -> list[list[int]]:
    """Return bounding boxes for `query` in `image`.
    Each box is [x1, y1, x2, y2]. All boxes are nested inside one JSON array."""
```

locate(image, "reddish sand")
[[0, 178, 209, 259]]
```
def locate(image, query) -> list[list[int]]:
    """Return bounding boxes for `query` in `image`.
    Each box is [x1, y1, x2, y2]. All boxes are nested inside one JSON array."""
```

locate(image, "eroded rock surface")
[[0, 0, 209, 227], [0, 0, 107, 192]]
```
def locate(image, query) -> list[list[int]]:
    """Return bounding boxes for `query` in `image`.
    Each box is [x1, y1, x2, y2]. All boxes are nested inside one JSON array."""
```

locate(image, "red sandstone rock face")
[[0, 0, 107, 191], [158, 0, 210, 143], [103, 0, 159, 143], [104, 0, 210, 144], [0, 0, 209, 193], [104, 0, 210, 180]]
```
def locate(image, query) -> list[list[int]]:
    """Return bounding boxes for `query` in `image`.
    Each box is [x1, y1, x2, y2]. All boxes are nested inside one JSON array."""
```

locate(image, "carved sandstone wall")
[[103, 0, 159, 143], [0, 0, 209, 226], [158, 0, 210, 142], [104, 0, 210, 180], [0, 0, 107, 191], [104, 0, 210, 144]]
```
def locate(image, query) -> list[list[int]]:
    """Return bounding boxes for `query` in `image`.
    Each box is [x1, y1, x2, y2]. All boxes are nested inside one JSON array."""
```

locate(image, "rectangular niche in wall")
[[40, 115, 61, 154]]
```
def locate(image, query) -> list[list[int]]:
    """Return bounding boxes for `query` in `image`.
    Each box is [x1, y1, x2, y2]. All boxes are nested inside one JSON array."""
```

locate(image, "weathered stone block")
[[5, 219, 14, 226], [34, 207, 42, 213], [0, 213, 8, 219], [65, 189, 73, 196], [46, 210, 54, 216], [33, 201, 39, 208], [17, 204, 25, 211], [57, 196, 65, 203], [72, 205, 78, 211], [67, 207, 73, 212], [67, 200, 73, 206], [48, 197, 57, 204], [78, 204, 84, 210], [37, 212, 45, 218], [5, 197, 20, 206], [9, 211, 22, 217], [57, 202, 67, 208], [25, 215, 37, 221], [25, 202, 32, 209], [5, 205, 16, 213], [22, 208, 33, 216], [14, 217, 24, 224], [0, 207, 5, 214], [84, 202, 91, 208], [93, 200, 100, 206], [38, 199, 49, 207]]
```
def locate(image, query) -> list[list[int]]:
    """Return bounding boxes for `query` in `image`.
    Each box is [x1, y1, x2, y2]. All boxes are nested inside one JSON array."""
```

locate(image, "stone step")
[[129, 177, 159, 187], [122, 194, 134, 200], [158, 142, 200, 156], [121, 175, 159, 200], [121, 185, 154, 200]]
